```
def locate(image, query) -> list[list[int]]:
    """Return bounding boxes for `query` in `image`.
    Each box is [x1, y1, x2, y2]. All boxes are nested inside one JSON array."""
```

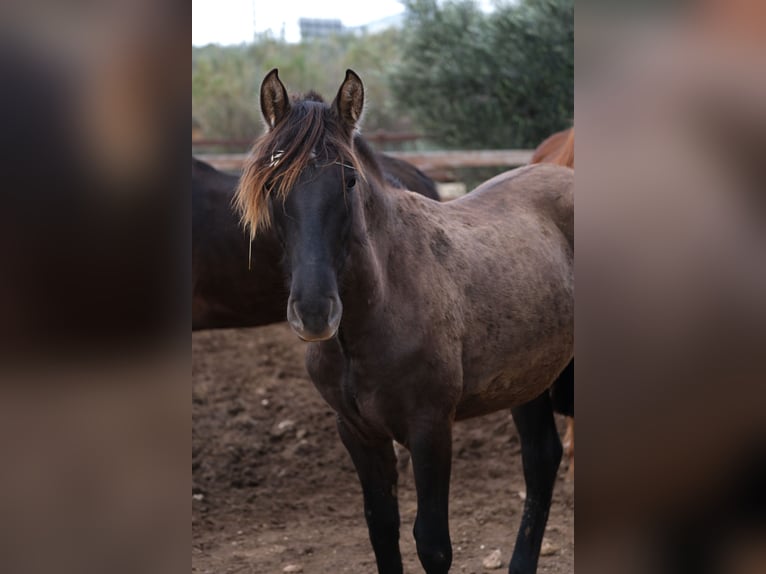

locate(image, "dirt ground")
[[192, 324, 574, 573]]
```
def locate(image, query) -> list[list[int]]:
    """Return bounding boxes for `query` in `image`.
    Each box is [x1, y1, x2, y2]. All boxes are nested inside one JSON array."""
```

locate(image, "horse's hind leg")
[[409, 420, 453, 574], [549, 359, 573, 417], [336, 417, 403, 574], [509, 391, 563, 574], [550, 359, 574, 477]]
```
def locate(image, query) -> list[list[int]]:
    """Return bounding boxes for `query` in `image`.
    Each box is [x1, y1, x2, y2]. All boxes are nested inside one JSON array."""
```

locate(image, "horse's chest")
[[308, 344, 405, 440], [336, 363, 400, 439]]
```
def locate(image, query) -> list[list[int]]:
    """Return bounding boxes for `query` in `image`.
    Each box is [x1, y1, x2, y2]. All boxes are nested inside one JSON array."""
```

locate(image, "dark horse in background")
[[236, 69, 573, 574], [192, 153, 439, 330]]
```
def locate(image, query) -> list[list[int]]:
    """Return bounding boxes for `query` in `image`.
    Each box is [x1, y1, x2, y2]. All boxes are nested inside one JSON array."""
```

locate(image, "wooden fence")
[[192, 131, 422, 149], [195, 149, 534, 181]]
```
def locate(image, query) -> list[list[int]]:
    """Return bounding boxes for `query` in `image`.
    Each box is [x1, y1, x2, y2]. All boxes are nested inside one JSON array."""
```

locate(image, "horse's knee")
[[365, 504, 400, 536]]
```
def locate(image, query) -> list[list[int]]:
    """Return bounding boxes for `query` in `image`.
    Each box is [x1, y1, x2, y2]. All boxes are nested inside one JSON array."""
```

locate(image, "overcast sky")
[[192, 0, 408, 45], [192, 0, 498, 45]]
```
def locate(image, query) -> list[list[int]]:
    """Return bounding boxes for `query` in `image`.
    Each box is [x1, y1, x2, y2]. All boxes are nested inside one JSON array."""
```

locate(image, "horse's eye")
[[345, 176, 357, 189]]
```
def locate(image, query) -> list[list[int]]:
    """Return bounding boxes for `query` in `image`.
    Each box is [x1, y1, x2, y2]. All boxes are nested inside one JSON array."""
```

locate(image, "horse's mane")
[[530, 127, 574, 168], [235, 93, 383, 237]]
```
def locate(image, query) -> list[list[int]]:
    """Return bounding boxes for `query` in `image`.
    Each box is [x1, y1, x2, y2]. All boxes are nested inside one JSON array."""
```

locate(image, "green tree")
[[192, 44, 264, 140], [192, 30, 411, 143], [391, 0, 573, 149]]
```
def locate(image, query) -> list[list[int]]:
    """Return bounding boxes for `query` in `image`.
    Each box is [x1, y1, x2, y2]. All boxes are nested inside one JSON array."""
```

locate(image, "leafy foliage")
[[391, 0, 573, 149], [192, 1, 573, 150], [192, 31, 410, 142]]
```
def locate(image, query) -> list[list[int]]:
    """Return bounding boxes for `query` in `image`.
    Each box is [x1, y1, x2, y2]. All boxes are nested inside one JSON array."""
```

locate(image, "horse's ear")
[[260, 68, 290, 129], [332, 69, 364, 134]]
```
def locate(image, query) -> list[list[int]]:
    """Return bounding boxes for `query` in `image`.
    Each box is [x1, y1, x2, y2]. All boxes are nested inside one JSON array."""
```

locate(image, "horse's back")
[[454, 163, 573, 251], [192, 157, 241, 245]]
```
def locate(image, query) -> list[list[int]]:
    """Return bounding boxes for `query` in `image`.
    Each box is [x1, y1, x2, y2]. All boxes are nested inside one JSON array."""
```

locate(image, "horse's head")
[[236, 69, 365, 342]]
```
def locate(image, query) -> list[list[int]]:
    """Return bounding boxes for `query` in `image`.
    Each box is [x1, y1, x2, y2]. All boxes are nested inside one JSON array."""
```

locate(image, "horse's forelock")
[[235, 97, 372, 236]]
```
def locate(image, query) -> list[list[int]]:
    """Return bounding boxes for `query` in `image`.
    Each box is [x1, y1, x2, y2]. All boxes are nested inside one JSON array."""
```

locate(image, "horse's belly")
[[456, 354, 570, 420], [457, 280, 574, 417]]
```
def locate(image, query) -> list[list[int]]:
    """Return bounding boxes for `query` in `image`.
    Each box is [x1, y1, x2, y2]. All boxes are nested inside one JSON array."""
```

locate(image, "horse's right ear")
[[260, 69, 290, 129]]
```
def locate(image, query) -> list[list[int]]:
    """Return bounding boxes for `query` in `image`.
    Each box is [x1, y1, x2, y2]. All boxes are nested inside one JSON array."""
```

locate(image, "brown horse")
[[236, 69, 574, 574], [192, 153, 438, 331], [530, 127, 574, 167], [531, 127, 575, 476]]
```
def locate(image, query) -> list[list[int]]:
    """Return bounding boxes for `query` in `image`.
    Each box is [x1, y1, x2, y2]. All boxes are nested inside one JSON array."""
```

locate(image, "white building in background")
[[350, 12, 405, 36], [298, 18, 343, 41], [297, 13, 404, 42]]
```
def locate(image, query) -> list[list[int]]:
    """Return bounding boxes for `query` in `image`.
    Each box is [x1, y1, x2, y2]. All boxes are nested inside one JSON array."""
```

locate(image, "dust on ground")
[[193, 324, 573, 573]]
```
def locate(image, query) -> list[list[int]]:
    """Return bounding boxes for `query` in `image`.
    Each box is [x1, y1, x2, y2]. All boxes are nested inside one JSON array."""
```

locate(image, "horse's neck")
[[339, 181, 397, 340]]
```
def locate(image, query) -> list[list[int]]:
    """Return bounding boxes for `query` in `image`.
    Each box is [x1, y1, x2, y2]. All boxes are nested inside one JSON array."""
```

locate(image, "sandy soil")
[[192, 323, 573, 573]]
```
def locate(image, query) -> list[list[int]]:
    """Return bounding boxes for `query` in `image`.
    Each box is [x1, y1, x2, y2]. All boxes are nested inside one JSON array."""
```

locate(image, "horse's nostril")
[[327, 297, 343, 327], [287, 300, 303, 330]]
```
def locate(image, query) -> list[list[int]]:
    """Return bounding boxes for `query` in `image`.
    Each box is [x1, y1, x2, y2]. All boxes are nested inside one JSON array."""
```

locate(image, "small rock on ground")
[[282, 564, 303, 573], [482, 549, 503, 569], [540, 540, 559, 556]]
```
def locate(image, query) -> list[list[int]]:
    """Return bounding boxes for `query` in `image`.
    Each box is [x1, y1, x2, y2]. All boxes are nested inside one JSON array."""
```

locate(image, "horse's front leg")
[[409, 417, 454, 574], [336, 417, 403, 574], [509, 391, 562, 574]]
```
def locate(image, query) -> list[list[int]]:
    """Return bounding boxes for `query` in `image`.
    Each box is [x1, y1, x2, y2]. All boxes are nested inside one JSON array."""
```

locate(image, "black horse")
[[236, 69, 573, 574], [192, 154, 439, 330]]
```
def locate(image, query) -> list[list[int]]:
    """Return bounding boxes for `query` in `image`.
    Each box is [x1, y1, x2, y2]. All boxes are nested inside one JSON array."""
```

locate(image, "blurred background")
[[192, 3, 575, 572], [576, 1, 766, 572], [0, 0, 762, 573], [192, 0, 573, 190], [0, 1, 188, 574]]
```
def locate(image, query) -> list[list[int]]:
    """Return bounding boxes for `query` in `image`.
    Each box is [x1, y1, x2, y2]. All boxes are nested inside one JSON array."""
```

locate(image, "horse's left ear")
[[260, 68, 291, 129], [333, 69, 364, 134]]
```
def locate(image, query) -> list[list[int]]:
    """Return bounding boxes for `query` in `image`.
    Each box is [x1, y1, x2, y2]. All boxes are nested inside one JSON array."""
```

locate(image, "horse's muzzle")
[[287, 295, 342, 342]]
